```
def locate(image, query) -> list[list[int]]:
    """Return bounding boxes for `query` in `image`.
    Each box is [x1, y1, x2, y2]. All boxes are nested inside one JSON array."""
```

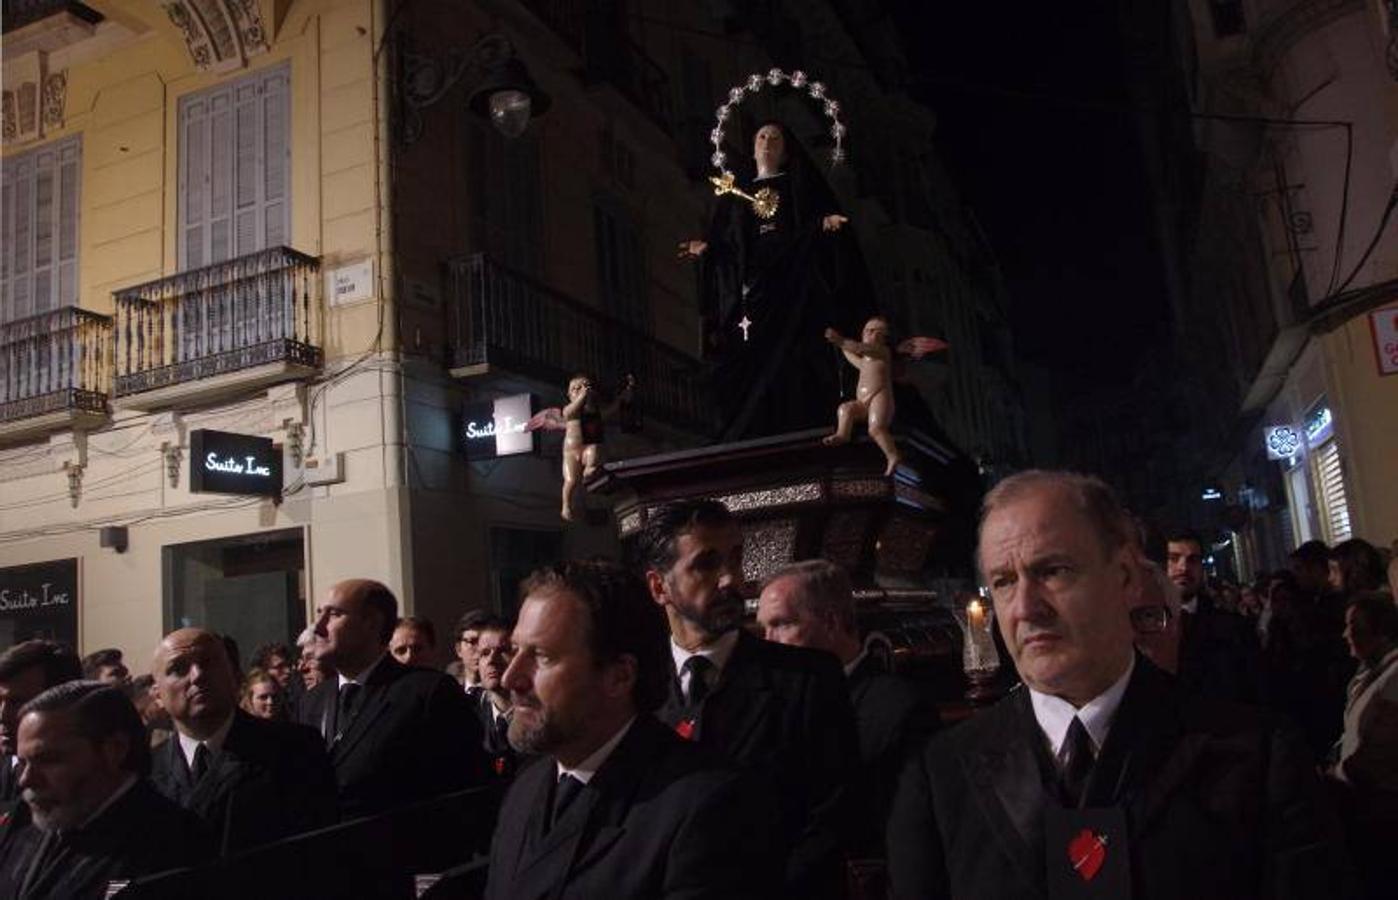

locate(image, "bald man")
[[149, 628, 336, 855], [296, 579, 486, 822]]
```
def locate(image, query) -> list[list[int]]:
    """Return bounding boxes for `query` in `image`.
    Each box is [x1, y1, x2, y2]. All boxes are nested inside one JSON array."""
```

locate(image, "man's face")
[[0, 666, 51, 756], [504, 591, 624, 759], [390, 625, 433, 668], [754, 124, 786, 169], [757, 576, 834, 652], [263, 654, 292, 688], [1126, 562, 1180, 675], [1327, 560, 1345, 593], [1343, 606, 1375, 662], [457, 629, 482, 683], [297, 646, 326, 690], [152, 630, 238, 730], [477, 629, 514, 693], [95, 662, 129, 686], [18, 711, 127, 831], [649, 522, 746, 641], [313, 583, 385, 671], [1165, 540, 1205, 598], [980, 487, 1136, 704], [245, 680, 280, 719]]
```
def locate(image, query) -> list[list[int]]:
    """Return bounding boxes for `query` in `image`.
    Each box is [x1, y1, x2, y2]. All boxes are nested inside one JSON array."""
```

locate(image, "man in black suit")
[[296, 578, 486, 820], [1166, 529, 1266, 704], [473, 615, 523, 782], [149, 627, 337, 854], [888, 470, 1352, 899], [0, 681, 210, 899], [0, 640, 82, 802], [636, 499, 859, 900], [484, 559, 781, 900], [758, 559, 939, 856]]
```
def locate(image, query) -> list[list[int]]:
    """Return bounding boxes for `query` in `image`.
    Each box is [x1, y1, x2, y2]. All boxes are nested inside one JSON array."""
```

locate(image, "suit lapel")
[[703, 631, 775, 752], [963, 690, 1051, 897], [331, 660, 398, 762]]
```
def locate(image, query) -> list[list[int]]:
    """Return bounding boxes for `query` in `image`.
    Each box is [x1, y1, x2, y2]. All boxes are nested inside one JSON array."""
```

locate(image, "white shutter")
[[179, 62, 290, 269], [1312, 440, 1352, 543], [1, 135, 81, 324]]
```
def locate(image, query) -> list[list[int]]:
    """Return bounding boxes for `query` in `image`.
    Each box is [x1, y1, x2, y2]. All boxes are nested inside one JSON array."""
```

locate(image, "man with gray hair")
[[888, 469, 1350, 899], [0, 681, 210, 898], [1128, 557, 1182, 675], [758, 559, 938, 854]]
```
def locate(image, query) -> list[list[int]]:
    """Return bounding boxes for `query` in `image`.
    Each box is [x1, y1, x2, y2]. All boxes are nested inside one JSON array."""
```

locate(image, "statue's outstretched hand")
[[824, 328, 843, 345], [677, 239, 708, 259], [822, 214, 848, 232]]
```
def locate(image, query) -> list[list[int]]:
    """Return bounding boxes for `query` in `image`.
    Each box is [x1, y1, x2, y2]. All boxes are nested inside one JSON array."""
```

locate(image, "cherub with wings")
[[822, 316, 949, 475], [527, 373, 636, 521]]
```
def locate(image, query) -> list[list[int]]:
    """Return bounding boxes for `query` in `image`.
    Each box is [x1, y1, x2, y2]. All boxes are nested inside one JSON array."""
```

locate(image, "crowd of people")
[[0, 473, 1394, 898]]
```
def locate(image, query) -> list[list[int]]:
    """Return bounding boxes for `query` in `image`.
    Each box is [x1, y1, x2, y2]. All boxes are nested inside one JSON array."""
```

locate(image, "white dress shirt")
[[175, 711, 235, 771], [670, 629, 740, 699], [556, 716, 637, 786], [338, 652, 387, 691], [1028, 654, 1135, 765]]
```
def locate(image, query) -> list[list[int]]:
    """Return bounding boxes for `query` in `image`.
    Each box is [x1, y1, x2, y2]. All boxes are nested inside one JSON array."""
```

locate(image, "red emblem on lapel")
[[0, 811, 9, 828], [1068, 829, 1108, 882], [674, 718, 696, 740], [493, 756, 507, 775]]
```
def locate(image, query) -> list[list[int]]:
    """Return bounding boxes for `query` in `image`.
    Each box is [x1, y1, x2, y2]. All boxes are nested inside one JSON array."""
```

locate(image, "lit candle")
[[967, 599, 986, 630]]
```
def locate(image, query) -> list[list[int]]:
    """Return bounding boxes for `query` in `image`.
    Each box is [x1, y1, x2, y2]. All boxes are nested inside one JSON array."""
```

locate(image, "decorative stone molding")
[[41, 69, 66, 129], [1, 51, 64, 145], [162, 0, 269, 71]]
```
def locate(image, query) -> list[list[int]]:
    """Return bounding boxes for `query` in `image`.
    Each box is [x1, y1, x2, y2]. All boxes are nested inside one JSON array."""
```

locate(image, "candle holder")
[[956, 594, 1001, 706]]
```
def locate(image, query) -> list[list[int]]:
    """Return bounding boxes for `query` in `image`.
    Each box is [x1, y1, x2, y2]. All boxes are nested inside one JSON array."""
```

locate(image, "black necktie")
[[335, 682, 362, 742], [549, 774, 584, 833], [684, 656, 713, 707], [191, 742, 210, 782], [1059, 716, 1095, 807]]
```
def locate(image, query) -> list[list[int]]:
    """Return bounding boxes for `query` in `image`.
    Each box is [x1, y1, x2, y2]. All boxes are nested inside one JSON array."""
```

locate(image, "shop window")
[[488, 526, 563, 620], [1, 135, 80, 323], [163, 528, 307, 657], [178, 62, 290, 269], [1311, 440, 1352, 543]]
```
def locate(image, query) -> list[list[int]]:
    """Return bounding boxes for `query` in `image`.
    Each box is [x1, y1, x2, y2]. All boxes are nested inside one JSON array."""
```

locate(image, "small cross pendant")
[[738, 315, 752, 341]]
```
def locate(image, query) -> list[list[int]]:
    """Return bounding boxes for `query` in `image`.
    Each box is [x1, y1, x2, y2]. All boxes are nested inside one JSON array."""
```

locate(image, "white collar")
[[78, 773, 139, 830], [556, 716, 636, 786], [176, 711, 236, 770], [486, 691, 510, 723], [1028, 654, 1135, 761], [1180, 596, 1199, 615], [670, 629, 741, 682], [843, 648, 869, 678], [338, 652, 387, 690]]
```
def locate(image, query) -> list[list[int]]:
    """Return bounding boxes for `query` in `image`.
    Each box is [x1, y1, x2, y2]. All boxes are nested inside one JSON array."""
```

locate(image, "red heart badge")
[[1067, 828, 1108, 882], [674, 719, 696, 740], [493, 756, 507, 775]]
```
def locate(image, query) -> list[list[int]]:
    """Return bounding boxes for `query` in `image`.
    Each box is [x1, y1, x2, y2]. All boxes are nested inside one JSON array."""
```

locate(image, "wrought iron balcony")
[[446, 253, 712, 435], [0, 306, 111, 441], [112, 247, 322, 409]]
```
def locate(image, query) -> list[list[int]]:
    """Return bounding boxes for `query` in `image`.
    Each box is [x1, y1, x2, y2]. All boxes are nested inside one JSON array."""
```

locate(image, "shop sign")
[[1304, 406, 1334, 448], [190, 429, 283, 496], [0, 559, 78, 649], [462, 393, 537, 461], [1371, 305, 1398, 376], [1264, 425, 1302, 460]]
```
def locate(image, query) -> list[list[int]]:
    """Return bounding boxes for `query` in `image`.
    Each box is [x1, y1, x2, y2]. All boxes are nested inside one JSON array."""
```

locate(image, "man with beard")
[[483, 559, 780, 899], [636, 499, 859, 900], [0, 641, 82, 802], [0, 681, 209, 899], [887, 471, 1350, 899], [1166, 529, 1265, 704], [149, 628, 337, 854]]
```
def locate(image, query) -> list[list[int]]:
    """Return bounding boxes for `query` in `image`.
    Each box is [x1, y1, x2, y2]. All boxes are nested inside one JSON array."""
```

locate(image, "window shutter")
[[57, 140, 79, 306], [1, 136, 79, 324], [233, 80, 257, 256], [1312, 440, 1352, 543], [261, 67, 289, 249], [180, 94, 209, 269]]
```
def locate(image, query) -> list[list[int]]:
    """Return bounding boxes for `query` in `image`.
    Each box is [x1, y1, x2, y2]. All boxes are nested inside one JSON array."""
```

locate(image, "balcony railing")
[[0, 306, 111, 425], [447, 253, 712, 435], [113, 247, 322, 399]]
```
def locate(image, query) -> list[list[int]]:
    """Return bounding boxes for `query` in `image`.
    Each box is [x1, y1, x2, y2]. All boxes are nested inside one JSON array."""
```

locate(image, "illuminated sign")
[[462, 393, 537, 460], [1304, 406, 1333, 447], [1265, 425, 1301, 460], [0, 559, 78, 648], [1201, 487, 1223, 501], [1371, 305, 1398, 376], [189, 430, 283, 496]]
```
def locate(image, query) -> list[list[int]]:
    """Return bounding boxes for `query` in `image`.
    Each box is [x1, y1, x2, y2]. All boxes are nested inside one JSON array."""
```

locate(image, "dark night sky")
[[892, 0, 1173, 379]]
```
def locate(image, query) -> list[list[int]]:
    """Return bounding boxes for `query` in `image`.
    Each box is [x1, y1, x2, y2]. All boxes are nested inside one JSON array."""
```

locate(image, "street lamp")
[[399, 33, 551, 143]]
